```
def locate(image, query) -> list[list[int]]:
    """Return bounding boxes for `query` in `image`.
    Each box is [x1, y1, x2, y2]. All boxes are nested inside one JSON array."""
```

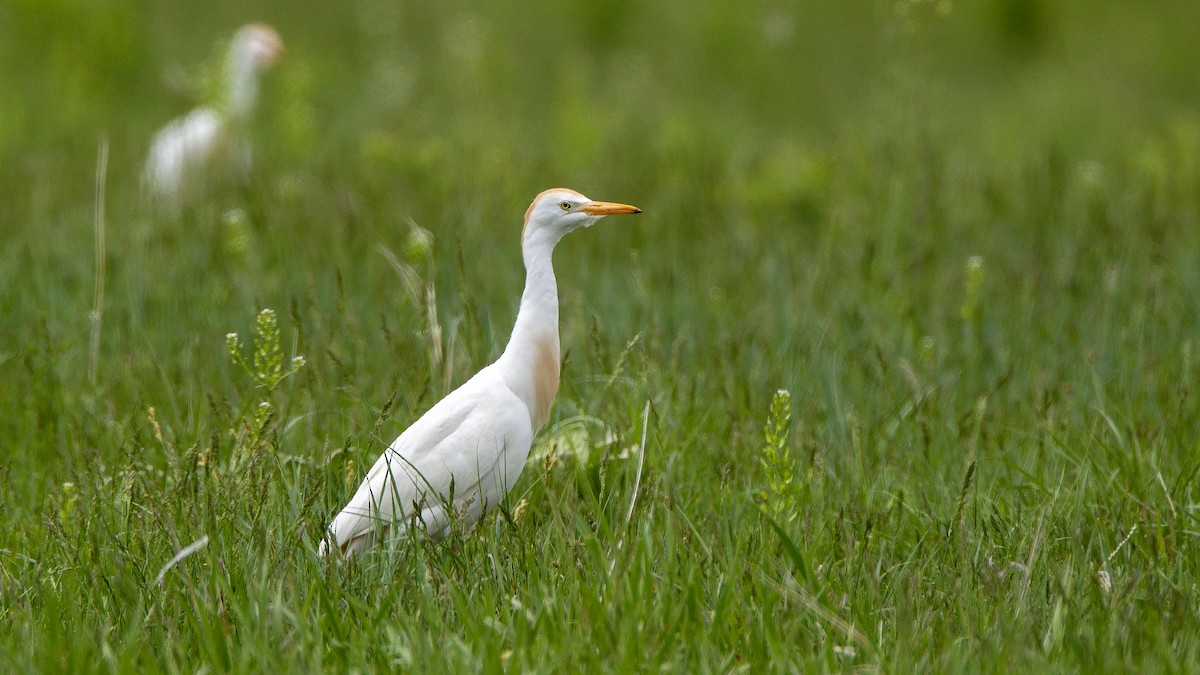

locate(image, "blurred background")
[[2, 0, 1199, 470], [5, 0, 1200, 218], [3, 3, 1200, 667]]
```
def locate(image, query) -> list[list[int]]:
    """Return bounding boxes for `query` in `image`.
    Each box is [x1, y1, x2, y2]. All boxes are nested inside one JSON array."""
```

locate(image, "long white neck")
[[225, 53, 260, 122], [497, 228, 562, 430]]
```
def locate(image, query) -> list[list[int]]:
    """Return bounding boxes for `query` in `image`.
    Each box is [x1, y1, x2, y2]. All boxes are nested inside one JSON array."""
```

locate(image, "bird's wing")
[[144, 107, 224, 198], [323, 367, 533, 555]]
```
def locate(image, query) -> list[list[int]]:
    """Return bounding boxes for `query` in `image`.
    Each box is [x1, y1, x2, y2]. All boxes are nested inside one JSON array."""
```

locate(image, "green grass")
[[3, 0, 1200, 671]]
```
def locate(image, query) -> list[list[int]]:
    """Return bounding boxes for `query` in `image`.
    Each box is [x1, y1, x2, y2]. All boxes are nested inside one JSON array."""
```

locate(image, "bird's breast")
[[532, 332, 560, 430]]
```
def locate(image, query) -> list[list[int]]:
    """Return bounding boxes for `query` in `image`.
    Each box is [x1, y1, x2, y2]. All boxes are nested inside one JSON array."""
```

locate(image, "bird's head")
[[232, 23, 284, 72], [522, 188, 641, 246]]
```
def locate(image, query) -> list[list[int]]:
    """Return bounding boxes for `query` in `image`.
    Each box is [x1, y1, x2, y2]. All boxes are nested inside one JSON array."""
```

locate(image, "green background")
[[2, 0, 1199, 670]]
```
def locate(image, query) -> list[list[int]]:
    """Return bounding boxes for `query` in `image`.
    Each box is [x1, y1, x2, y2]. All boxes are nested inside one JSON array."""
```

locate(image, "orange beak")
[[581, 201, 642, 216]]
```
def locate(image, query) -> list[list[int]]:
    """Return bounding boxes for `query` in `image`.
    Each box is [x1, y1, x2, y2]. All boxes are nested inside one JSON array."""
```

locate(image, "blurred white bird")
[[144, 23, 283, 208], [320, 189, 642, 558]]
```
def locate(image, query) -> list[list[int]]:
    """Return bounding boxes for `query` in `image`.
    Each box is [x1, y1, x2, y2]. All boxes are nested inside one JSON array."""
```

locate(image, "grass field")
[[3, 0, 1200, 670]]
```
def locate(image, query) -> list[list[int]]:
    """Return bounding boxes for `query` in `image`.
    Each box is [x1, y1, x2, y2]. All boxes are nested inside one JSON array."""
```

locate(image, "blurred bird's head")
[[232, 23, 284, 73], [522, 188, 641, 248]]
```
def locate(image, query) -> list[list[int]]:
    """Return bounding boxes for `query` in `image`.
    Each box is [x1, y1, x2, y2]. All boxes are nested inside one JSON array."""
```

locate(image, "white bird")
[[144, 23, 283, 208], [320, 189, 642, 557]]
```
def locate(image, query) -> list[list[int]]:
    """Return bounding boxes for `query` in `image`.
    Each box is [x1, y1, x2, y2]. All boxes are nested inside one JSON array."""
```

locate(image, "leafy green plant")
[[960, 255, 985, 326], [226, 308, 306, 392], [225, 308, 305, 458], [758, 389, 800, 525]]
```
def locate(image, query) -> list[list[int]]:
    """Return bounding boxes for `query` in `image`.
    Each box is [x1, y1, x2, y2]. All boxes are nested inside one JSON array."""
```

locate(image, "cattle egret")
[[144, 23, 283, 208], [320, 189, 642, 557]]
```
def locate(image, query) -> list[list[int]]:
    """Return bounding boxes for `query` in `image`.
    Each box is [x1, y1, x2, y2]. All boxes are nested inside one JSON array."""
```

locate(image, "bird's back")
[[321, 364, 534, 557], [144, 107, 225, 203]]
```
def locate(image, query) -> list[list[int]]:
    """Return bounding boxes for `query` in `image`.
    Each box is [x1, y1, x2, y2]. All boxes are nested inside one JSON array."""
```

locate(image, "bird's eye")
[[559, 201, 572, 211]]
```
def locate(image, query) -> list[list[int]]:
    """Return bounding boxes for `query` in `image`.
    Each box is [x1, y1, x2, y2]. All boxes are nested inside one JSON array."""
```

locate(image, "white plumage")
[[144, 23, 282, 208], [320, 189, 642, 558]]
